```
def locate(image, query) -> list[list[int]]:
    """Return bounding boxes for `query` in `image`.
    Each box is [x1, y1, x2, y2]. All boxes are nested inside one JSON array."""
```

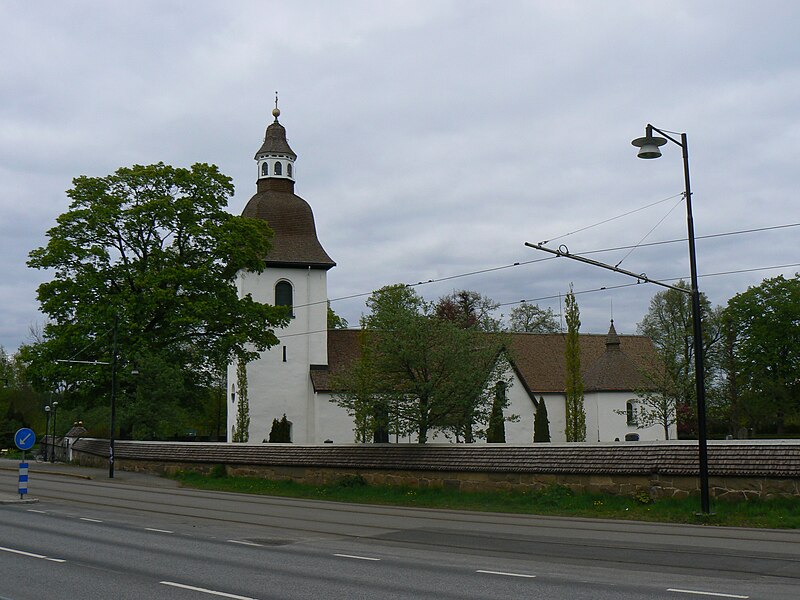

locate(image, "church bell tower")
[[228, 103, 335, 443]]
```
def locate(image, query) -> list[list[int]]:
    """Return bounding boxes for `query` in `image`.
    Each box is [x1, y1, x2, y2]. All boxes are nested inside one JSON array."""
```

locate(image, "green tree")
[[327, 303, 349, 329], [564, 285, 585, 442], [637, 280, 722, 437], [486, 382, 507, 443], [0, 348, 48, 443], [232, 360, 250, 443], [331, 329, 395, 443], [24, 163, 289, 439], [617, 394, 676, 440], [267, 413, 292, 442], [508, 303, 560, 333], [332, 285, 510, 444], [533, 396, 551, 443], [722, 274, 800, 435]]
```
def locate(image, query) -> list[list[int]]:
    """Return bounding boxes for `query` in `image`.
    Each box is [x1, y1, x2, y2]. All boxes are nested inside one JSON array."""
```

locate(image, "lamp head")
[[631, 132, 668, 159], [45, 405, 50, 413]]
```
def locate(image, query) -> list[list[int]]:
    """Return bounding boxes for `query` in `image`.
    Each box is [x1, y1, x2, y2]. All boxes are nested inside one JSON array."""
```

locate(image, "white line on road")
[[476, 569, 537, 579], [160, 581, 259, 599], [333, 553, 381, 561], [227, 540, 264, 547], [26, 509, 46, 514], [79, 517, 103, 523], [668, 589, 749, 598], [144, 527, 173, 534], [0, 546, 66, 563]]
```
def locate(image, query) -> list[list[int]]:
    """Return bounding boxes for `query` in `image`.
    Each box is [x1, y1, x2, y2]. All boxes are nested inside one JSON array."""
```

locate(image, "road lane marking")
[[0, 546, 66, 563], [144, 527, 173, 533], [668, 589, 749, 598], [333, 553, 381, 561], [227, 540, 264, 547], [26, 509, 46, 514], [160, 581, 259, 599], [477, 569, 537, 578], [80, 517, 103, 523]]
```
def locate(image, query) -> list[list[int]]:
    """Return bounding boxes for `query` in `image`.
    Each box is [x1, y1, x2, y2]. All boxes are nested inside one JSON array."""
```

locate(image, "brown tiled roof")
[[71, 438, 800, 477], [508, 331, 657, 394], [242, 178, 336, 269], [313, 329, 658, 394], [583, 321, 653, 392]]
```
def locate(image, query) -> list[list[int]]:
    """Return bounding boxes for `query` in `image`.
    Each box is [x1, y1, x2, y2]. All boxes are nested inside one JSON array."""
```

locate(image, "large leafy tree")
[[637, 280, 722, 437], [24, 163, 289, 439], [508, 303, 560, 333], [564, 285, 585, 442], [722, 274, 800, 435], [332, 285, 510, 443]]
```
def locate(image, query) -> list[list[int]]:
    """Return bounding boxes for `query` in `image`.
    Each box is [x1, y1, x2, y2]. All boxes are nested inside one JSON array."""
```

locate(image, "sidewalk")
[[0, 457, 181, 503]]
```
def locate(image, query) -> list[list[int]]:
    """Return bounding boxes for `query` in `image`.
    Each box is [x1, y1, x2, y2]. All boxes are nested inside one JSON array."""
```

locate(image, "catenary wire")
[[275, 261, 800, 339], [290, 222, 800, 312]]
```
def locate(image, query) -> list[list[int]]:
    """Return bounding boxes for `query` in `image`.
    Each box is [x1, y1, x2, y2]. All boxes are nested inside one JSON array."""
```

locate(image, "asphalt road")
[[1, 460, 798, 599]]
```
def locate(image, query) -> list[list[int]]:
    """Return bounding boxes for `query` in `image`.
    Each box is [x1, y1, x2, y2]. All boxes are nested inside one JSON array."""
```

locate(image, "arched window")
[[287, 163, 293, 178], [626, 400, 637, 426], [261, 162, 268, 176], [274, 161, 283, 176], [275, 280, 293, 314]]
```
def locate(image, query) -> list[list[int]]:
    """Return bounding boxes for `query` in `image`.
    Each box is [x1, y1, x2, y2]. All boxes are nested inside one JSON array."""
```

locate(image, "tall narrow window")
[[275, 280, 293, 315], [287, 163, 293, 178], [261, 162, 268, 176], [274, 161, 283, 176], [626, 400, 637, 426]]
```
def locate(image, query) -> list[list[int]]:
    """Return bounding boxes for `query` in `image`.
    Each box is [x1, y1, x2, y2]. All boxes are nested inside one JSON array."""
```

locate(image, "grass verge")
[[173, 470, 800, 529]]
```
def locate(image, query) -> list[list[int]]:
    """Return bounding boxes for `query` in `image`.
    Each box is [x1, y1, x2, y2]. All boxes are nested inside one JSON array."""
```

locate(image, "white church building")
[[227, 109, 675, 445]]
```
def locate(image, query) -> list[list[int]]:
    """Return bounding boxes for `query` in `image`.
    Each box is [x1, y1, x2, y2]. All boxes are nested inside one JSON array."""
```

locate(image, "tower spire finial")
[[272, 91, 280, 121]]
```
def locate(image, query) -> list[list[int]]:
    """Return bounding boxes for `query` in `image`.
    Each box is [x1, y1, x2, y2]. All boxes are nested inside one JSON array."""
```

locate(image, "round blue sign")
[[14, 428, 36, 451]]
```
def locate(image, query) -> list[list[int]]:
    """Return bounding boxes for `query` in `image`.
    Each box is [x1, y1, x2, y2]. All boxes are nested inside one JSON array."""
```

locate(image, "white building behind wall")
[[229, 110, 674, 445]]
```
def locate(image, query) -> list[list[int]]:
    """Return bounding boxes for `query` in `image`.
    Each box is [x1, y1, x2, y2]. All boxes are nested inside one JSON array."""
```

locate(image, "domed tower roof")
[[254, 108, 297, 160], [243, 107, 335, 270]]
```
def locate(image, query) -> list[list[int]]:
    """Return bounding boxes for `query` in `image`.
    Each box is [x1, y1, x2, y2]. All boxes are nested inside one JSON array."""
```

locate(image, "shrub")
[[209, 464, 228, 479], [335, 474, 368, 488]]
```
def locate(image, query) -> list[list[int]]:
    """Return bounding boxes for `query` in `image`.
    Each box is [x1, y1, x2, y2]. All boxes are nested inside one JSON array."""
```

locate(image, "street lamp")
[[632, 124, 711, 515], [44, 405, 51, 461], [50, 401, 59, 463]]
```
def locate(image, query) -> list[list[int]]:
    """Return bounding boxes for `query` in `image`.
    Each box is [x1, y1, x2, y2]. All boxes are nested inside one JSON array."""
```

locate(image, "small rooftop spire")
[[606, 319, 620, 350], [272, 91, 280, 121]]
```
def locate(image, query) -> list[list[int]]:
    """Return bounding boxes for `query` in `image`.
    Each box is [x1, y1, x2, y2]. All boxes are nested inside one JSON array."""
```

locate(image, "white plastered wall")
[[228, 266, 328, 444]]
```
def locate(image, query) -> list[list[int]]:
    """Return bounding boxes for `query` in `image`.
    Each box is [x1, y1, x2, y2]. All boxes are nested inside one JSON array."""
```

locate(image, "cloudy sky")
[[1, 1, 798, 352]]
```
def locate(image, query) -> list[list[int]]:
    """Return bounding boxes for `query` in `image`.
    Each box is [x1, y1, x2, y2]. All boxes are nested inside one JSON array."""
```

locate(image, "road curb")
[[0, 496, 40, 505], [0, 465, 93, 480]]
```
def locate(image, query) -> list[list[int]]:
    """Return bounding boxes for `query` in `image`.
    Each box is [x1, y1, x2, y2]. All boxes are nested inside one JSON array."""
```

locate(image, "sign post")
[[14, 428, 36, 500]]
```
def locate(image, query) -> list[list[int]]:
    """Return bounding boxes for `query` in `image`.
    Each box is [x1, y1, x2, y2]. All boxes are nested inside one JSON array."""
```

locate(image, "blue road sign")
[[14, 428, 36, 451]]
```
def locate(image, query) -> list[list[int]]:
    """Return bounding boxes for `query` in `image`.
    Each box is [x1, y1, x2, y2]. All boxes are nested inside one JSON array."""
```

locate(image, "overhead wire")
[[285, 221, 800, 312], [275, 261, 800, 340], [538, 192, 684, 245]]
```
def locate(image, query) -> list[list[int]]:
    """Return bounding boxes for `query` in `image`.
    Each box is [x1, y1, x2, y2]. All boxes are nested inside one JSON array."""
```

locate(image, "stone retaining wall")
[[70, 439, 800, 500]]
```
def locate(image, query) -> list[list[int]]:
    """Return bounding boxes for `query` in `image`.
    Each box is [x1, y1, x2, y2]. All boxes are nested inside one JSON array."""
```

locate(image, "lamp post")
[[44, 405, 51, 461], [632, 124, 711, 514], [50, 401, 59, 463]]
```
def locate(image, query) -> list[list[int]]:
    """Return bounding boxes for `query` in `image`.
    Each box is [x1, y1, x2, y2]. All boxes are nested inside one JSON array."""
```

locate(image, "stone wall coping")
[[72, 439, 800, 478]]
